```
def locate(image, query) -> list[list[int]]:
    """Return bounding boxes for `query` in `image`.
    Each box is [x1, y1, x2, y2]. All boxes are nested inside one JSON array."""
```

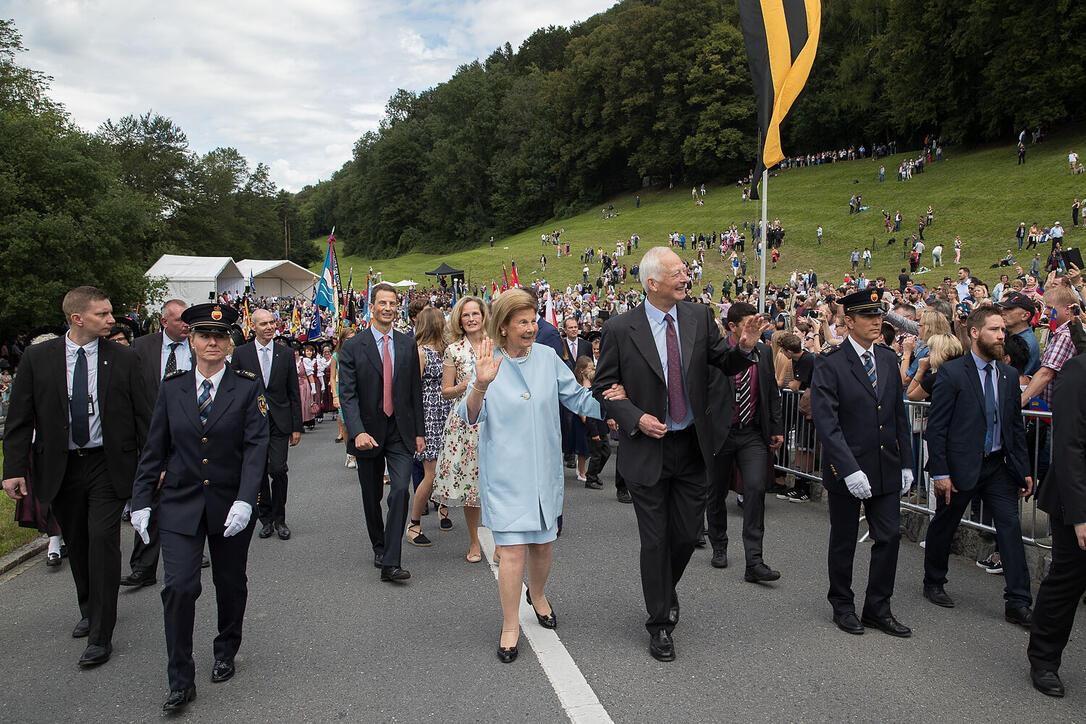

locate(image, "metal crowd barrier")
[[773, 388, 1053, 548]]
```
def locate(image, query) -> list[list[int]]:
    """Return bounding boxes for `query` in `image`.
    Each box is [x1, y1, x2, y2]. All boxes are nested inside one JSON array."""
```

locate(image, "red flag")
[[492, 281, 498, 296], [502, 263, 509, 291], [511, 261, 519, 287]]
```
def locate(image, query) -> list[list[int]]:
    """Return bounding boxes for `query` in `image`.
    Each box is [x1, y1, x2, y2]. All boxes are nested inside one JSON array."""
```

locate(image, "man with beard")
[[921, 307, 1034, 628]]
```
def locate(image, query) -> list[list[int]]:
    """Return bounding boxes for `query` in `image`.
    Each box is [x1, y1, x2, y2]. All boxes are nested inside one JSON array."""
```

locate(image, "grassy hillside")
[[319, 127, 1086, 293]]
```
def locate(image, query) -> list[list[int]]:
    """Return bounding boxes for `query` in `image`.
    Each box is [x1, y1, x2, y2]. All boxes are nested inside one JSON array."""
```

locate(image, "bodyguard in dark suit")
[[559, 317, 592, 370], [811, 288, 914, 638], [593, 247, 766, 662], [1027, 354, 1086, 697], [130, 303, 269, 712], [2, 286, 152, 667], [122, 299, 192, 587], [231, 308, 302, 539], [705, 302, 784, 580], [338, 283, 425, 583], [923, 306, 1034, 627]]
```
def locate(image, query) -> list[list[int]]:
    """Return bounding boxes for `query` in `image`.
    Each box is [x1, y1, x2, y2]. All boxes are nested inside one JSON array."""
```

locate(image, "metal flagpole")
[[759, 168, 768, 314]]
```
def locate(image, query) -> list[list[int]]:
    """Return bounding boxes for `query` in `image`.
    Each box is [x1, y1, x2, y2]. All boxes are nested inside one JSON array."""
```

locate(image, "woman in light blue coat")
[[461, 289, 623, 663]]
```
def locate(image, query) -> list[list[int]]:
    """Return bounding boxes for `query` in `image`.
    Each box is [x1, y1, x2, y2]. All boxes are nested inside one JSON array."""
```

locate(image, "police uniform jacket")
[[1039, 354, 1086, 523], [131, 365, 270, 536], [810, 339, 913, 496]]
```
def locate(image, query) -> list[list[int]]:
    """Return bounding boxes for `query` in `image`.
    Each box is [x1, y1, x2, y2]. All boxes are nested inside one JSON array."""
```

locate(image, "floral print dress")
[[432, 337, 481, 507]]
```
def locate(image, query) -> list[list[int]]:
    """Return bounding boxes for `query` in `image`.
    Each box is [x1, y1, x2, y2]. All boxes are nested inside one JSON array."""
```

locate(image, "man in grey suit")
[[122, 299, 191, 587], [593, 247, 766, 662]]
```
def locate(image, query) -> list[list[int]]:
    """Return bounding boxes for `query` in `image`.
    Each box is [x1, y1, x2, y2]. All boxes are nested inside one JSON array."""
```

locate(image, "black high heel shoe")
[[497, 633, 519, 663], [526, 590, 557, 629]]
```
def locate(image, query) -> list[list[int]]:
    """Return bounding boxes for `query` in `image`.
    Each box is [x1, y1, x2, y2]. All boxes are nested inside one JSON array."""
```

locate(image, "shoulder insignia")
[[164, 369, 188, 380], [821, 344, 842, 357], [235, 369, 256, 379], [257, 394, 268, 418]]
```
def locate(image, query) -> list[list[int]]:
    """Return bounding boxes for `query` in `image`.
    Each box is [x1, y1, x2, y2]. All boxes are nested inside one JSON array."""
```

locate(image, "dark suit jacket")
[[592, 301, 756, 485], [2, 337, 152, 503], [132, 332, 193, 400], [925, 353, 1030, 491], [810, 339, 913, 496], [337, 327, 424, 458], [231, 340, 302, 435], [560, 337, 592, 369], [707, 339, 783, 453], [1038, 354, 1086, 523], [131, 365, 269, 536], [535, 316, 563, 358]]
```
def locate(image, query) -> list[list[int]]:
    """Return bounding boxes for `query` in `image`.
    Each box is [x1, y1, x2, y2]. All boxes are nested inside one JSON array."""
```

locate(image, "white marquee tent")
[[145, 255, 245, 304], [236, 259, 318, 298]]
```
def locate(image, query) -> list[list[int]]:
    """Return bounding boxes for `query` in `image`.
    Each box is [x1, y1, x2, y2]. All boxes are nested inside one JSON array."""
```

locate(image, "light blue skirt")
[[491, 504, 558, 546]]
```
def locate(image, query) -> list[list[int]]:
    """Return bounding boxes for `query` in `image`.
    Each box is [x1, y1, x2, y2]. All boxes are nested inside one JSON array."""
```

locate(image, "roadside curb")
[[0, 536, 47, 575]]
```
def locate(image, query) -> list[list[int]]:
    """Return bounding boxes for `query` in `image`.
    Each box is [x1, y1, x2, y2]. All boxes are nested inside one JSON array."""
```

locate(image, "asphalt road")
[[1, 422, 1082, 722]]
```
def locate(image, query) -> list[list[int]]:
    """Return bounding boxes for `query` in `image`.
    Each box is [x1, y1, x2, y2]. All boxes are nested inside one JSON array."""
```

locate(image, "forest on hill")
[[296, 0, 1084, 258]]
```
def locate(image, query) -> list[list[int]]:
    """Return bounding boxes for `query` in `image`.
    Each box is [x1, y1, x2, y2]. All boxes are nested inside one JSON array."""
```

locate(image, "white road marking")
[[478, 527, 614, 724]]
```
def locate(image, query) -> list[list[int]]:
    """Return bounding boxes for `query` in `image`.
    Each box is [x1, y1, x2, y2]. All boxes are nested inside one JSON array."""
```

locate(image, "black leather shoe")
[[744, 562, 781, 583], [275, 522, 291, 540], [497, 644, 519, 663], [78, 643, 112, 668], [373, 553, 383, 569], [585, 479, 603, 490], [162, 685, 197, 712], [833, 612, 864, 635], [46, 552, 61, 567], [1031, 668, 1065, 697], [201, 555, 210, 568], [120, 570, 156, 588], [861, 613, 911, 638], [258, 523, 274, 539], [72, 617, 90, 638], [694, 534, 706, 549], [526, 590, 556, 629], [923, 585, 955, 608], [1006, 606, 1033, 627], [711, 549, 728, 569], [380, 566, 411, 582], [649, 630, 675, 662], [210, 659, 235, 683], [616, 488, 633, 504]]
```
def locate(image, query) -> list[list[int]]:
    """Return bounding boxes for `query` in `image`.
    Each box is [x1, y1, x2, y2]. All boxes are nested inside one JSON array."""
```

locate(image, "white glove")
[[223, 501, 253, 538], [130, 507, 152, 544], [901, 468, 914, 495], [844, 470, 873, 500], [310, 383, 317, 395]]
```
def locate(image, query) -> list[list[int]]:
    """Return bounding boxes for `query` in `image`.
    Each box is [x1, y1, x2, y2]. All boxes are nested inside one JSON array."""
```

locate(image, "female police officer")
[[130, 303, 269, 712]]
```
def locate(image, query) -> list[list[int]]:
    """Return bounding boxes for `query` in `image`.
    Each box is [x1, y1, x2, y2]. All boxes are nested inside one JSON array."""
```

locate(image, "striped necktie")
[[736, 367, 753, 424], [862, 352, 877, 391], [198, 379, 213, 425]]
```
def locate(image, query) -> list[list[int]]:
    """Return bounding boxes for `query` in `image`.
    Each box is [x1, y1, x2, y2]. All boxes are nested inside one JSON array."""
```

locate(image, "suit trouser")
[[356, 418, 413, 568], [1028, 517, 1086, 671], [706, 426, 768, 567], [585, 438, 611, 482], [160, 513, 255, 691], [922, 454, 1032, 608], [826, 489, 900, 618], [130, 485, 161, 574], [51, 450, 125, 646], [626, 427, 706, 635], [257, 430, 290, 524]]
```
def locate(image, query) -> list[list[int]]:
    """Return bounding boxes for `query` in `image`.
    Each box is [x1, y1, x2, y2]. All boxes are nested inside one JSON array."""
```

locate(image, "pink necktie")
[[382, 334, 393, 417]]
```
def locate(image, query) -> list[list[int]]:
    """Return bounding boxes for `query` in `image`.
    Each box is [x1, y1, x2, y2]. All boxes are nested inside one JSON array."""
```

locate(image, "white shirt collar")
[[65, 332, 99, 357], [162, 334, 188, 352], [645, 299, 677, 324], [846, 335, 875, 359], [194, 365, 227, 398], [255, 338, 275, 354]]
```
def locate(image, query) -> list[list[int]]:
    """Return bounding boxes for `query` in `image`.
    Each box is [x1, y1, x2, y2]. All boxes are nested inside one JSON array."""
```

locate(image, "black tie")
[[165, 342, 180, 377], [71, 348, 90, 446]]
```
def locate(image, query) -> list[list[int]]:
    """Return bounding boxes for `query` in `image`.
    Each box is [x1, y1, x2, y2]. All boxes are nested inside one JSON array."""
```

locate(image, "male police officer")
[[811, 289, 914, 637], [131, 303, 269, 713]]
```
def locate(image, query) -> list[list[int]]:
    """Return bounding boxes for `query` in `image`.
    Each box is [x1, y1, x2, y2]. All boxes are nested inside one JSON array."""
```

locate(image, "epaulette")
[[821, 343, 843, 356], [163, 369, 188, 381], [234, 369, 257, 380]]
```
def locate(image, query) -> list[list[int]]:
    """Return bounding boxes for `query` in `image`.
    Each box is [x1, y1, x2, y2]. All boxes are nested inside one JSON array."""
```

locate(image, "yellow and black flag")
[[737, 0, 821, 197]]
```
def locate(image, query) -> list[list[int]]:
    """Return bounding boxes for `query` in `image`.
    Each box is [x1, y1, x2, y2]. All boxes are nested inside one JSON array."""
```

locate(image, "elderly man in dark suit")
[[131, 303, 269, 712], [704, 302, 784, 580], [811, 288, 914, 638], [338, 283, 425, 583], [3, 286, 152, 667], [922, 306, 1034, 627], [122, 298, 191, 588], [1027, 355, 1086, 697], [593, 247, 766, 662], [231, 307, 302, 540]]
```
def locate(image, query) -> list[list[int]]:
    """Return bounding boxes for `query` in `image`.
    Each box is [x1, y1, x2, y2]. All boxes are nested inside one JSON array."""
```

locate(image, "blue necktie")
[[983, 362, 996, 454], [862, 351, 877, 391], [198, 379, 213, 426], [71, 348, 90, 446]]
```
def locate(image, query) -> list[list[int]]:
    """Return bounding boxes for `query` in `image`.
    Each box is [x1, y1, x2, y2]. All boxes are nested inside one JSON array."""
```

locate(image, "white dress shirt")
[[65, 333, 103, 449], [194, 365, 227, 404], [160, 335, 192, 378], [255, 340, 275, 386]]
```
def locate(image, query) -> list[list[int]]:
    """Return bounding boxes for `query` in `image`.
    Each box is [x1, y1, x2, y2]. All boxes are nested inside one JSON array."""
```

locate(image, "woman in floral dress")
[[433, 296, 488, 562], [407, 308, 453, 547]]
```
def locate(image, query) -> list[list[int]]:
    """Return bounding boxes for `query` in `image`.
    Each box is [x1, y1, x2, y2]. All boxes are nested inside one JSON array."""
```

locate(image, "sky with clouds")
[[4, 0, 617, 191]]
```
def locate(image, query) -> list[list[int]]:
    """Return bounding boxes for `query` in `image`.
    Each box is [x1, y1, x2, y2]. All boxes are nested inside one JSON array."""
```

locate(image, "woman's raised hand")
[[474, 338, 502, 386]]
